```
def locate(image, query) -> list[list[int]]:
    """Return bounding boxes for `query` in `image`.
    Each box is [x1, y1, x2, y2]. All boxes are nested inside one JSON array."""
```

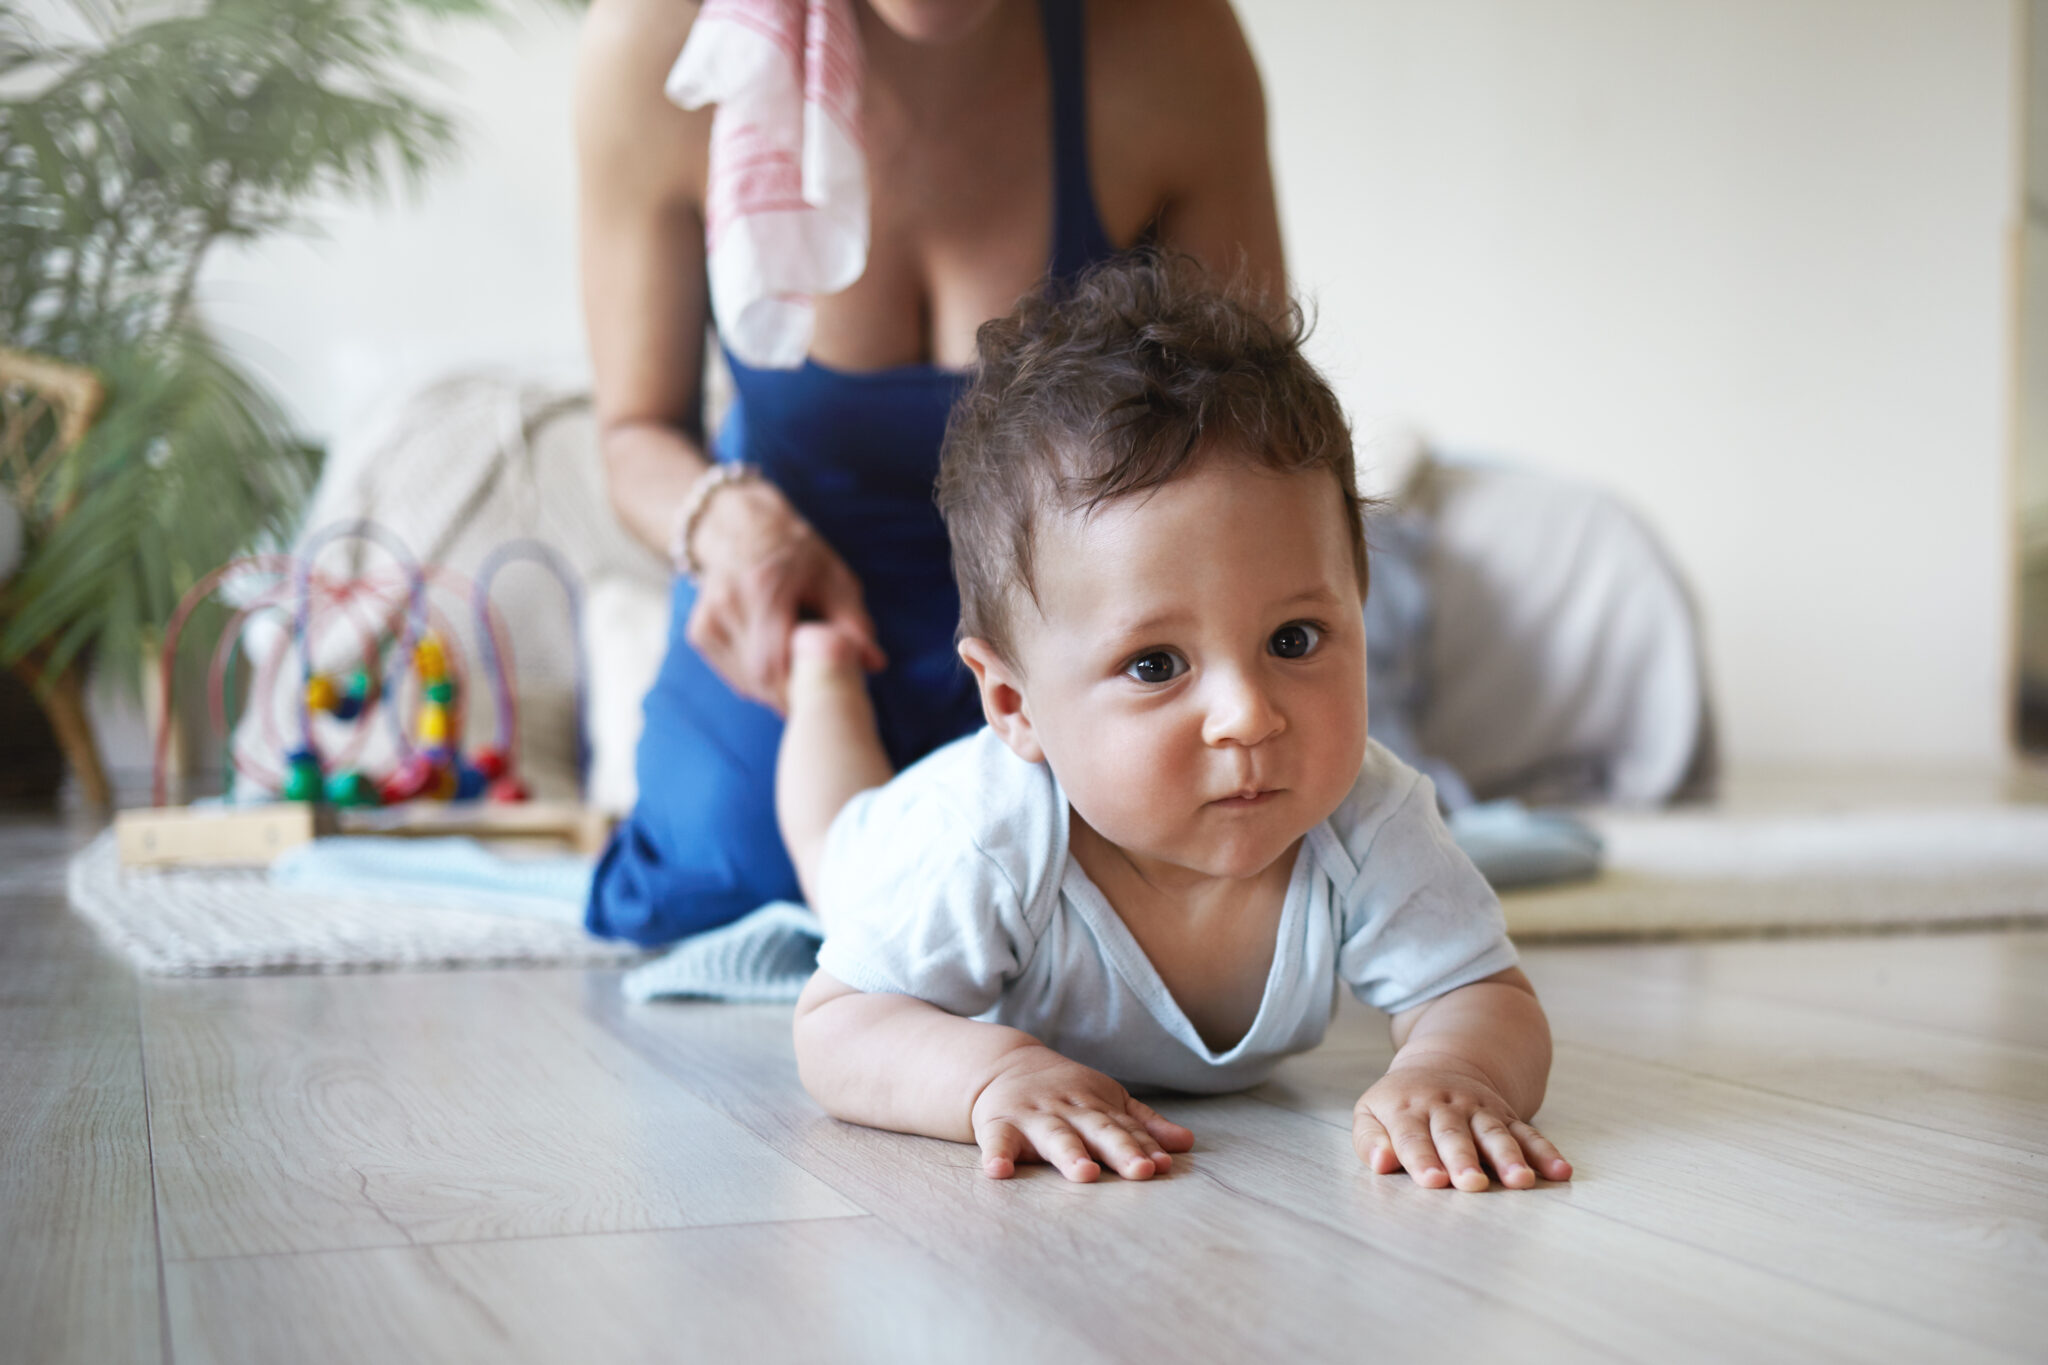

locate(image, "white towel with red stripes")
[[666, 0, 868, 369]]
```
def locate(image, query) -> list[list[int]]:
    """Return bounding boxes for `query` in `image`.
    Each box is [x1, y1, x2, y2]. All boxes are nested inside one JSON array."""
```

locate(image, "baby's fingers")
[[1124, 1097, 1194, 1156], [1351, 1110, 1400, 1175], [1511, 1120, 1574, 1182], [1386, 1116, 1452, 1189], [1026, 1118, 1102, 1183], [976, 1118, 1028, 1180], [1431, 1116, 1491, 1192], [1074, 1113, 1162, 1181], [1471, 1114, 1535, 1189]]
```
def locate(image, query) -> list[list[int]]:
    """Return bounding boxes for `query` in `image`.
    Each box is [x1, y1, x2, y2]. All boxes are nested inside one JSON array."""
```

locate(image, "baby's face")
[[981, 455, 1369, 886]]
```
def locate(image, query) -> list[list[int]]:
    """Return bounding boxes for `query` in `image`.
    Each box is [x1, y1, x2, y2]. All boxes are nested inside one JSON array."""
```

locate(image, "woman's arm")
[[574, 0, 715, 556], [574, 0, 884, 710], [1096, 0, 1286, 299]]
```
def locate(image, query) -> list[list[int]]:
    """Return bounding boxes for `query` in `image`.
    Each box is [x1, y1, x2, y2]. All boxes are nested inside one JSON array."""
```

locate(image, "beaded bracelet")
[[666, 462, 761, 581]]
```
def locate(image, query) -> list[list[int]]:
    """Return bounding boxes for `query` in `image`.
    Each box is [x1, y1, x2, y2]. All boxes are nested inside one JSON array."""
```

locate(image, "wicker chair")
[[1, 346, 112, 807]]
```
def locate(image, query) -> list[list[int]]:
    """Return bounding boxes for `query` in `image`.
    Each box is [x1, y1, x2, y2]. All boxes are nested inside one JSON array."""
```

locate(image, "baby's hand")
[[971, 1045, 1193, 1182], [1351, 1057, 1572, 1192]]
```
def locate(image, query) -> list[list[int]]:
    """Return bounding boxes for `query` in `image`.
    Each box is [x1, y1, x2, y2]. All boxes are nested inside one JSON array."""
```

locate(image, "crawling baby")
[[776, 253, 1572, 1191]]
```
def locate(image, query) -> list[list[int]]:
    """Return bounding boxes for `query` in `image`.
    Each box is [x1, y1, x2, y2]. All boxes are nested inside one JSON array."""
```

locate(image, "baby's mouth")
[[1210, 787, 1280, 808]]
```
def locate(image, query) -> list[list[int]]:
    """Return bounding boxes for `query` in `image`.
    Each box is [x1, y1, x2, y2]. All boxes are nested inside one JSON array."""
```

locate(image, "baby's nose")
[[1202, 669, 1285, 748]]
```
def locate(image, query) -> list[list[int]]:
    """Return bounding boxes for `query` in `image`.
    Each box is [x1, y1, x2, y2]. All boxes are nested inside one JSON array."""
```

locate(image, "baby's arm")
[[1350, 967, 1574, 1191], [793, 971, 1193, 1182]]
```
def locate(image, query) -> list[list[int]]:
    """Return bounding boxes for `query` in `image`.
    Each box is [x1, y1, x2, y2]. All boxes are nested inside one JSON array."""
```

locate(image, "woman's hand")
[[684, 478, 886, 713]]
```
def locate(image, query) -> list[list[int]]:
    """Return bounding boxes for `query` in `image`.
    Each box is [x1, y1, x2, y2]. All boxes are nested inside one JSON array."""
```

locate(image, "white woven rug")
[[67, 831, 641, 976], [1503, 806, 2048, 940], [67, 805, 2048, 975]]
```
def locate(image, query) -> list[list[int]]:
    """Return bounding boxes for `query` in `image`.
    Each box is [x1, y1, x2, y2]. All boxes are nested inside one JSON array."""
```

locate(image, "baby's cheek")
[[1063, 730, 1193, 846], [1303, 687, 1369, 804]]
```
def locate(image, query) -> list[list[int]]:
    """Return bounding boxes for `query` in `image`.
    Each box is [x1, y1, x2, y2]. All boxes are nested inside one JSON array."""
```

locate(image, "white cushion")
[[1415, 458, 1712, 807]]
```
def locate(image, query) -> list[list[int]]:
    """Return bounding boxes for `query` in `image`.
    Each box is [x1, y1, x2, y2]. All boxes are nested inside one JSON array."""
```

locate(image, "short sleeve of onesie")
[[1331, 747, 1521, 1016], [812, 731, 1060, 1018]]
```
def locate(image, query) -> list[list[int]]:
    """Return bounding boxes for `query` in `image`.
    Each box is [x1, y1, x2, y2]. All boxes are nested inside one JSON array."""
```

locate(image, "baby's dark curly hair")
[[937, 251, 1367, 662]]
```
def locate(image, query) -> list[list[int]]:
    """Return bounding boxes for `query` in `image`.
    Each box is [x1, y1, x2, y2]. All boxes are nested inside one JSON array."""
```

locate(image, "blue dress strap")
[[1038, 0, 1117, 281]]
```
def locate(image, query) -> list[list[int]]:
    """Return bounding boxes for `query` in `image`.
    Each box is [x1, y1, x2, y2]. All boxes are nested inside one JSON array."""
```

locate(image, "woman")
[[577, 0, 1285, 944]]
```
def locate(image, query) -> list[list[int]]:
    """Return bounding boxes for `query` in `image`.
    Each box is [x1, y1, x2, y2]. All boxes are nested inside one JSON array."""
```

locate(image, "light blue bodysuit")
[[815, 729, 1520, 1095]]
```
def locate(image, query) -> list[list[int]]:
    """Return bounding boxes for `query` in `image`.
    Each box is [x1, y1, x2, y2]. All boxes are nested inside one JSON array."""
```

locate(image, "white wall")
[[1237, 0, 2017, 766], [196, 2, 591, 440], [194, 0, 2020, 769]]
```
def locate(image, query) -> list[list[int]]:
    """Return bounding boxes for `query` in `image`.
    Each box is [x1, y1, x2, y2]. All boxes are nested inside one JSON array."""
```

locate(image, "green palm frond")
[[0, 0, 563, 697], [1, 323, 320, 686], [0, 0, 490, 357]]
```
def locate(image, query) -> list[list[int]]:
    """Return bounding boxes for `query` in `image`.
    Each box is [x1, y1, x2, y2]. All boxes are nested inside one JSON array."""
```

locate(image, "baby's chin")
[[1184, 831, 1310, 883], [1092, 808, 1320, 885]]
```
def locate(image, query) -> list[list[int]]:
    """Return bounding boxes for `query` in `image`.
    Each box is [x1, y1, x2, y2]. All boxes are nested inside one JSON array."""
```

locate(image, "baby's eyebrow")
[[1275, 585, 1345, 608], [1104, 608, 1193, 640]]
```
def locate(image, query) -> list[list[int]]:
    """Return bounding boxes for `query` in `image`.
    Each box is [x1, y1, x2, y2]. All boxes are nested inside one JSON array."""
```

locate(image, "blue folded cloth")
[[1448, 801, 1604, 889], [623, 902, 822, 1003], [271, 837, 592, 926]]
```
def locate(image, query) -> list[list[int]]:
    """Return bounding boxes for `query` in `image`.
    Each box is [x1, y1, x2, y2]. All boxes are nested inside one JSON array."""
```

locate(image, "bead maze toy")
[[114, 521, 610, 866]]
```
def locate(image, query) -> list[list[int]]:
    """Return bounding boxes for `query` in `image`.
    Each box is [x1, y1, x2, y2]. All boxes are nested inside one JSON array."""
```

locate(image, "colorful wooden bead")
[[282, 749, 324, 803], [486, 774, 530, 804], [332, 670, 371, 721], [325, 769, 378, 808], [379, 753, 433, 805], [417, 702, 450, 746], [414, 635, 448, 683]]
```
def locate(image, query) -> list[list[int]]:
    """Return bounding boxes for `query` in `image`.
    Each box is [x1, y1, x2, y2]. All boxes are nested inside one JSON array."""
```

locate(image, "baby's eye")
[[1270, 623, 1323, 659], [1124, 651, 1187, 684]]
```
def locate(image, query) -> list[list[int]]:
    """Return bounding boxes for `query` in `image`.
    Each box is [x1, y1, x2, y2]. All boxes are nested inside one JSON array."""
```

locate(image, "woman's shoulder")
[[1089, 0, 1266, 140], [580, 0, 700, 71], [1092, 0, 1261, 78], [574, 0, 710, 210], [1087, 0, 1280, 283]]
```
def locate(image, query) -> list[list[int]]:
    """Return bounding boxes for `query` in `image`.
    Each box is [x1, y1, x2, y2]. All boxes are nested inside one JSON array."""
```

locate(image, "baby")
[[777, 255, 1572, 1191]]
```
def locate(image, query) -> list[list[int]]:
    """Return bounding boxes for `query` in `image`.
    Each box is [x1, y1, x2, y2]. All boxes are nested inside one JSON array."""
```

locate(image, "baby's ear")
[[957, 638, 1044, 764]]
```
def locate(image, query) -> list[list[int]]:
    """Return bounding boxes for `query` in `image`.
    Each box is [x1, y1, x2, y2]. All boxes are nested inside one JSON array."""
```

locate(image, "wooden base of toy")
[[114, 801, 613, 868]]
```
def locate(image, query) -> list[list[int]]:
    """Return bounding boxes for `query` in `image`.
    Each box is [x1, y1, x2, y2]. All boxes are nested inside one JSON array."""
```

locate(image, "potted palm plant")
[[0, 0, 511, 804]]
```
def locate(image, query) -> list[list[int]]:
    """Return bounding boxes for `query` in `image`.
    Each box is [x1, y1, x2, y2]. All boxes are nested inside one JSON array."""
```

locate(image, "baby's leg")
[[777, 623, 895, 917]]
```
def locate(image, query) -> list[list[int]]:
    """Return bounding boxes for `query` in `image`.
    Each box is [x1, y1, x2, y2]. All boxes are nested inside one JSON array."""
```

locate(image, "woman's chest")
[[797, 35, 1159, 370], [810, 106, 1054, 371]]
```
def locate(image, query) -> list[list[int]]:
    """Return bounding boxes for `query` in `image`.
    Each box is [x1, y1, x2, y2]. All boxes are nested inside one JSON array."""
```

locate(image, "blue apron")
[[588, 0, 1117, 944]]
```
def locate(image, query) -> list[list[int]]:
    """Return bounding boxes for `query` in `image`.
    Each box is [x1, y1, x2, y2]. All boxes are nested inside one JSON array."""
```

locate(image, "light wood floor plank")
[[1523, 948, 2048, 1148], [1168, 1093, 2016, 1365], [1251, 1018, 2048, 1358], [1532, 933, 2048, 1050], [598, 972, 2038, 1364], [141, 968, 861, 1261], [15, 799, 2048, 1364], [166, 1217, 1110, 1365], [583, 985, 1621, 1362], [0, 818, 163, 1365]]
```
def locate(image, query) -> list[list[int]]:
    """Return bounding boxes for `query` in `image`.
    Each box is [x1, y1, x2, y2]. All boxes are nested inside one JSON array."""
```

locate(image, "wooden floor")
[[4, 811, 2046, 1364]]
